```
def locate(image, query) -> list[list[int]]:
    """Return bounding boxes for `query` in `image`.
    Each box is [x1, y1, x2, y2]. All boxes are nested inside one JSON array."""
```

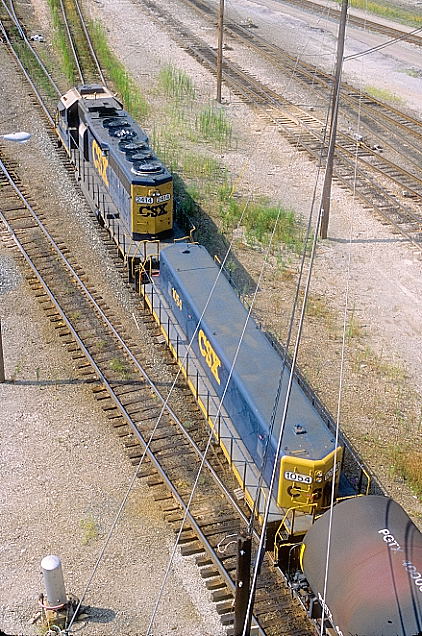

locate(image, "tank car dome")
[[302, 496, 422, 636]]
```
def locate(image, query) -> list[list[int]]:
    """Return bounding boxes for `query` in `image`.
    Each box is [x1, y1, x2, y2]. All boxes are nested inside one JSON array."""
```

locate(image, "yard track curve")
[[142, 0, 422, 250]]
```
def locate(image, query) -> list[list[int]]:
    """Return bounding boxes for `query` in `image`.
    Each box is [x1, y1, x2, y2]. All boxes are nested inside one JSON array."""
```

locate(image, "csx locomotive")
[[55, 84, 173, 257], [55, 88, 422, 636]]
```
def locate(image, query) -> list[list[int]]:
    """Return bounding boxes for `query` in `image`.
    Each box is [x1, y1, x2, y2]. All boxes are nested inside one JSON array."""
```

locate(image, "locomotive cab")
[[55, 85, 174, 248]]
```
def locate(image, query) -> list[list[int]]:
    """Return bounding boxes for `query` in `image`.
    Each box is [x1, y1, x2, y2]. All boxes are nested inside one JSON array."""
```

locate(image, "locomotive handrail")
[[276, 501, 319, 536]]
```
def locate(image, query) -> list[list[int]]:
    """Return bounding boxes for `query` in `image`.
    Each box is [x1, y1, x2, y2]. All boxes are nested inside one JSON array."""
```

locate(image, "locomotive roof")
[[77, 93, 171, 185], [160, 243, 336, 461]]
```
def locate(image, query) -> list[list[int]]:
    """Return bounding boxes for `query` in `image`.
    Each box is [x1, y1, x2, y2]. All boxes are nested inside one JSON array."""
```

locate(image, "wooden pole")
[[320, 0, 349, 239], [0, 319, 5, 382], [216, 0, 225, 103], [233, 533, 252, 636]]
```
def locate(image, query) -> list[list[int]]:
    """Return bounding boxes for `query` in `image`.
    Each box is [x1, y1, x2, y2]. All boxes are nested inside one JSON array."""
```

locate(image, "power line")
[[344, 25, 422, 61], [146, 198, 298, 635], [241, 125, 337, 636], [64, 199, 254, 634]]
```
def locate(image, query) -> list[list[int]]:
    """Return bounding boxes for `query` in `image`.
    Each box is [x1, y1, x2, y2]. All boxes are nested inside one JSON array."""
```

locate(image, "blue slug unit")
[[155, 243, 341, 514]]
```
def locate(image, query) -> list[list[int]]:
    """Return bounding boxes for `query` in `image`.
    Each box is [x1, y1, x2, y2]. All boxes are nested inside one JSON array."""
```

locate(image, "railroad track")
[[0, 2, 397, 633], [280, 0, 422, 46], [1, 0, 105, 90], [141, 0, 422, 249], [57, 0, 106, 84], [0, 142, 315, 635]]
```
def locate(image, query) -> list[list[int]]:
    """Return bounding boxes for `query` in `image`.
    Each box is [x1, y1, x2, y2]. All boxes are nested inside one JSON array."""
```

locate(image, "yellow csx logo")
[[92, 139, 109, 186], [198, 329, 221, 385], [171, 287, 182, 310]]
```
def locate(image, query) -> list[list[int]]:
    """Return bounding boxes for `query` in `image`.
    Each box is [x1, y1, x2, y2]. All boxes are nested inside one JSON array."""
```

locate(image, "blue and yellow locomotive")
[[55, 85, 173, 256], [141, 243, 343, 534]]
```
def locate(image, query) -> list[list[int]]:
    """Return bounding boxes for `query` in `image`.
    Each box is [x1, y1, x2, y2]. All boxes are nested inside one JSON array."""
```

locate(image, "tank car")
[[55, 85, 173, 257], [300, 496, 422, 636], [140, 242, 344, 535]]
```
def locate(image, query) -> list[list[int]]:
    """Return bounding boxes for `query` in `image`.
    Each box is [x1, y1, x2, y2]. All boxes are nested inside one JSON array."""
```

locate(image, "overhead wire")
[[319, 12, 365, 632], [66, 0, 350, 628], [142, 6, 342, 616], [247, 103, 334, 531], [241, 167, 330, 635], [64, 195, 253, 634], [146, 194, 298, 636], [344, 25, 422, 61], [240, 4, 353, 633], [143, 4, 346, 620], [145, 0, 350, 629]]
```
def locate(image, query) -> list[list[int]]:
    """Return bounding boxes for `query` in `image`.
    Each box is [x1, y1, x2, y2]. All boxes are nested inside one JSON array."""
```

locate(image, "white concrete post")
[[41, 555, 67, 607]]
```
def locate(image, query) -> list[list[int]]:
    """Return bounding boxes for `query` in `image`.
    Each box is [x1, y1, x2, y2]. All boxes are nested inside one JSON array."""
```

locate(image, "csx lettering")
[[198, 329, 221, 385], [92, 140, 109, 186], [171, 288, 182, 310], [139, 204, 167, 218]]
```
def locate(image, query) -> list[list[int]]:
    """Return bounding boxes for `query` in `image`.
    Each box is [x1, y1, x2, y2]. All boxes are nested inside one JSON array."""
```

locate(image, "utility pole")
[[0, 319, 5, 383], [319, 0, 349, 239], [216, 0, 225, 103], [233, 533, 252, 636]]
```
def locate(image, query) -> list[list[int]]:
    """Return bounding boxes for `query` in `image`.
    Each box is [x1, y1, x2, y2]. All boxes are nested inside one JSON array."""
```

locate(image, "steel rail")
[[73, 0, 107, 85], [140, 0, 422, 248], [0, 204, 267, 636], [279, 0, 422, 46], [58, 0, 84, 83], [216, 52, 422, 245], [0, 2, 61, 100], [222, 19, 422, 157], [0, 154, 257, 539], [181, 0, 422, 170], [0, 24, 57, 125]]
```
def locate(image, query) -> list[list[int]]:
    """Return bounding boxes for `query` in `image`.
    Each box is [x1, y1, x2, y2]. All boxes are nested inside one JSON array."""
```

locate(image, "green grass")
[[306, 297, 331, 320], [354, 346, 406, 382], [80, 514, 99, 545], [389, 447, 422, 498], [365, 85, 403, 105], [194, 105, 232, 149], [334, 0, 422, 27], [88, 20, 149, 119], [47, 0, 76, 83], [158, 64, 196, 101], [346, 308, 363, 340], [219, 194, 304, 252], [109, 357, 130, 379], [180, 153, 222, 181], [403, 68, 422, 79], [151, 64, 304, 255], [12, 41, 59, 98]]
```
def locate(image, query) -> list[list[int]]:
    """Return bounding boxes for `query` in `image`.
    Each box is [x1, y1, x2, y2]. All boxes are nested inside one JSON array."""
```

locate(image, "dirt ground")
[[1, 0, 421, 633]]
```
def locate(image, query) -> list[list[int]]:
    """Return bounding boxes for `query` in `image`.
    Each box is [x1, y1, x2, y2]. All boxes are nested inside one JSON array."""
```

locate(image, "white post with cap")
[[41, 555, 67, 607]]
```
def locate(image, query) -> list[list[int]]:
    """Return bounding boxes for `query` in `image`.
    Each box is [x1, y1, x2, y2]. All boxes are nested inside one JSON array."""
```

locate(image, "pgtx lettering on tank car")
[[55, 84, 173, 257], [140, 242, 343, 532]]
